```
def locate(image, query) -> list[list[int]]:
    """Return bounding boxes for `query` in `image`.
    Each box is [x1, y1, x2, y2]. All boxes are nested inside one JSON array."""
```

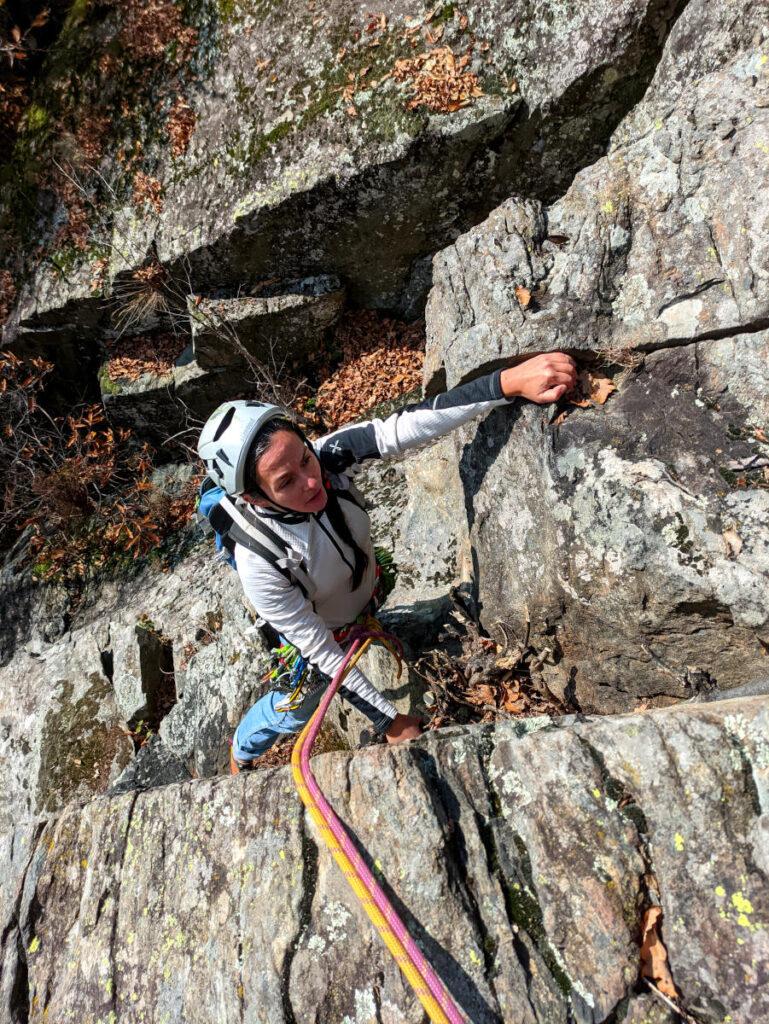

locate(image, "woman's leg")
[[232, 685, 325, 762]]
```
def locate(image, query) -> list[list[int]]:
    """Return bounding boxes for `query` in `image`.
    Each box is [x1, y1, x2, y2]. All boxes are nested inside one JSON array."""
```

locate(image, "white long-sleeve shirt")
[[234, 369, 514, 730]]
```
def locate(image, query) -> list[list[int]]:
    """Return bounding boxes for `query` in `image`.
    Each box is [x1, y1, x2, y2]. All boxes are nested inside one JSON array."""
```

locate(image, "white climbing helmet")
[[197, 400, 290, 495]]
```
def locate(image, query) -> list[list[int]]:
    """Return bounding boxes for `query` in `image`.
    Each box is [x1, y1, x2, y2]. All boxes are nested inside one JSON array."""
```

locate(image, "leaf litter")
[[415, 596, 567, 730], [551, 367, 617, 426], [391, 46, 483, 113], [305, 310, 425, 432]]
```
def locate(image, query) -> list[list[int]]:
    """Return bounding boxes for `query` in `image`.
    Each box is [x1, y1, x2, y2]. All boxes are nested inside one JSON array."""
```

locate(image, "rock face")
[[0, 544, 278, 829], [423, 1, 769, 388], [1, 2, 768, 1021], [1, 698, 766, 1023], [5, 0, 686, 352], [411, 0, 769, 712], [0, 628, 133, 834], [190, 276, 345, 369]]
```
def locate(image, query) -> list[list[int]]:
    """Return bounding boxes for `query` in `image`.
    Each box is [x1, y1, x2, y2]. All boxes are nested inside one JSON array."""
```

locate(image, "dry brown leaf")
[[551, 408, 568, 427], [514, 285, 531, 309], [469, 683, 497, 706], [503, 696, 525, 714], [391, 46, 482, 114], [568, 370, 616, 409], [590, 374, 616, 405], [500, 680, 524, 714], [105, 333, 186, 382], [311, 311, 424, 430], [640, 907, 678, 1000], [755, 427, 768, 443], [495, 652, 522, 671]]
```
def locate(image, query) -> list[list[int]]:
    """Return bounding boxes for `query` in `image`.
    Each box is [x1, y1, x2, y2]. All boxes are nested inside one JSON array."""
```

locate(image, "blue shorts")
[[232, 686, 326, 761], [232, 679, 393, 761]]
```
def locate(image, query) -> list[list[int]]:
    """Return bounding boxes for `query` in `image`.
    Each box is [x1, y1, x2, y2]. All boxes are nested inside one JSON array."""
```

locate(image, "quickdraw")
[[290, 617, 467, 1024]]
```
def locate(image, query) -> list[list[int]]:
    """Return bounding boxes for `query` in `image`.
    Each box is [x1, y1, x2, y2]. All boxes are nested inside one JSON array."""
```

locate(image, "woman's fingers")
[[540, 372, 576, 394], [537, 383, 568, 404], [547, 352, 576, 368], [541, 353, 576, 374], [500, 351, 578, 401]]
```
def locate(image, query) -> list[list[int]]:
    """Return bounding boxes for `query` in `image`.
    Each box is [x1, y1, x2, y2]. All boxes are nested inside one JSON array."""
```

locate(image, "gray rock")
[[99, 362, 183, 448], [108, 736, 191, 797], [0, 546, 71, 669], [0, 544, 278, 828], [2, 698, 766, 1022], [171, 354, 258, 423], [0, 630, 134, 832], [190, 275, 344, 369], [0, 821, 44, 1024], [110, 618, 175, 724], [413, 2, 769, 711], [158, 605, 272, 778], [90, 548, 275, 779], [99, 338, 265, 445], [424, 3, 769, 391], [6, 0, 686, 345]]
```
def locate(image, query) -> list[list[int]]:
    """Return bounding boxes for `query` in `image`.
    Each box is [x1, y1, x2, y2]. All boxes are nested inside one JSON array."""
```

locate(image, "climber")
[[196, 352, 577, 773]]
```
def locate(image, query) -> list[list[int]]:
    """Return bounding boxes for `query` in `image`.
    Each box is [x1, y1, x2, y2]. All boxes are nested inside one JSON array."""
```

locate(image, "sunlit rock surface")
[[1, 698, 766, 1023]]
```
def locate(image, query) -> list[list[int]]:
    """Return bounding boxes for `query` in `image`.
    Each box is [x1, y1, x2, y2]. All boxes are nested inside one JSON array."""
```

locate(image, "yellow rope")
[[291, 632, 461, 1024]]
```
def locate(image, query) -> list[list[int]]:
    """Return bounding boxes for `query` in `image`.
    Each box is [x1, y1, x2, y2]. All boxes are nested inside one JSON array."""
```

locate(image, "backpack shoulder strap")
[[219, 496, 317, 600]]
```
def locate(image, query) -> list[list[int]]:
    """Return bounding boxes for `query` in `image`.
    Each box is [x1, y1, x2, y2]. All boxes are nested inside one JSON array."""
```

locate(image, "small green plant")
[[374, 546, 398, 600], [98, 366, 122, 395]]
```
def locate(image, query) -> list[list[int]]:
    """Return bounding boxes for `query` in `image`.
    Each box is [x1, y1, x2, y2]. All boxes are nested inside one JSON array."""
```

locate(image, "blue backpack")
[[195, 477, 313, 598], [196, 479, 237, 568]]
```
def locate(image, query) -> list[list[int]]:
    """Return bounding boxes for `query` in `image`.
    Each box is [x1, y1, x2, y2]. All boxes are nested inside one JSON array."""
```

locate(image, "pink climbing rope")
[[291, 624, 467, 1024]]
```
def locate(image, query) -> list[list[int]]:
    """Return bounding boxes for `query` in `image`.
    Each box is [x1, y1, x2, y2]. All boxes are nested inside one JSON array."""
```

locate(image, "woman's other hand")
[[385, 713, 424, 744], [500, 352, 577, 404]]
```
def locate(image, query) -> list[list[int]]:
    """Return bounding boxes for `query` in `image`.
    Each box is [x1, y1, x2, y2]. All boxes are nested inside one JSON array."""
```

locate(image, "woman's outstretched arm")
[[315, 352, 577, 471]]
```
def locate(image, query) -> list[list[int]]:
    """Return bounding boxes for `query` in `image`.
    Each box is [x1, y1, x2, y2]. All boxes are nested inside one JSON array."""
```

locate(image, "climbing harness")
[[290, 617, 467, 1024], [266, 553, 395, 713]]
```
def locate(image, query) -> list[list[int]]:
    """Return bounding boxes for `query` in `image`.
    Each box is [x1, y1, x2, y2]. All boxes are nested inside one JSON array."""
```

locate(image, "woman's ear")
[[241, 492, 270, 508]]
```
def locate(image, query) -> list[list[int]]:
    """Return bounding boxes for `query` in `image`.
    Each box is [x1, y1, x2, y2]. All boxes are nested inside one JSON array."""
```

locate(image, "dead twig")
[[643, 981, 702, 1024]]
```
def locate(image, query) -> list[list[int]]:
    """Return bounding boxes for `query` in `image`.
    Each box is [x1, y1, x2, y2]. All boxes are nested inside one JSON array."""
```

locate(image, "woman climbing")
[[196, 351, 577, 772]]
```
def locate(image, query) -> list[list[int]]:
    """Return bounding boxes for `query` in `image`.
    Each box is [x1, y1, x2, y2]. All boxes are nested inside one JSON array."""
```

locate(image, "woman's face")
[[245, 429, 328, 514]]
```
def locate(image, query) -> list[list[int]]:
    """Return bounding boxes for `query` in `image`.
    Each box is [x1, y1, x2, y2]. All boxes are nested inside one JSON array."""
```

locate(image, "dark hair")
[[246, 418, 369, 591]]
